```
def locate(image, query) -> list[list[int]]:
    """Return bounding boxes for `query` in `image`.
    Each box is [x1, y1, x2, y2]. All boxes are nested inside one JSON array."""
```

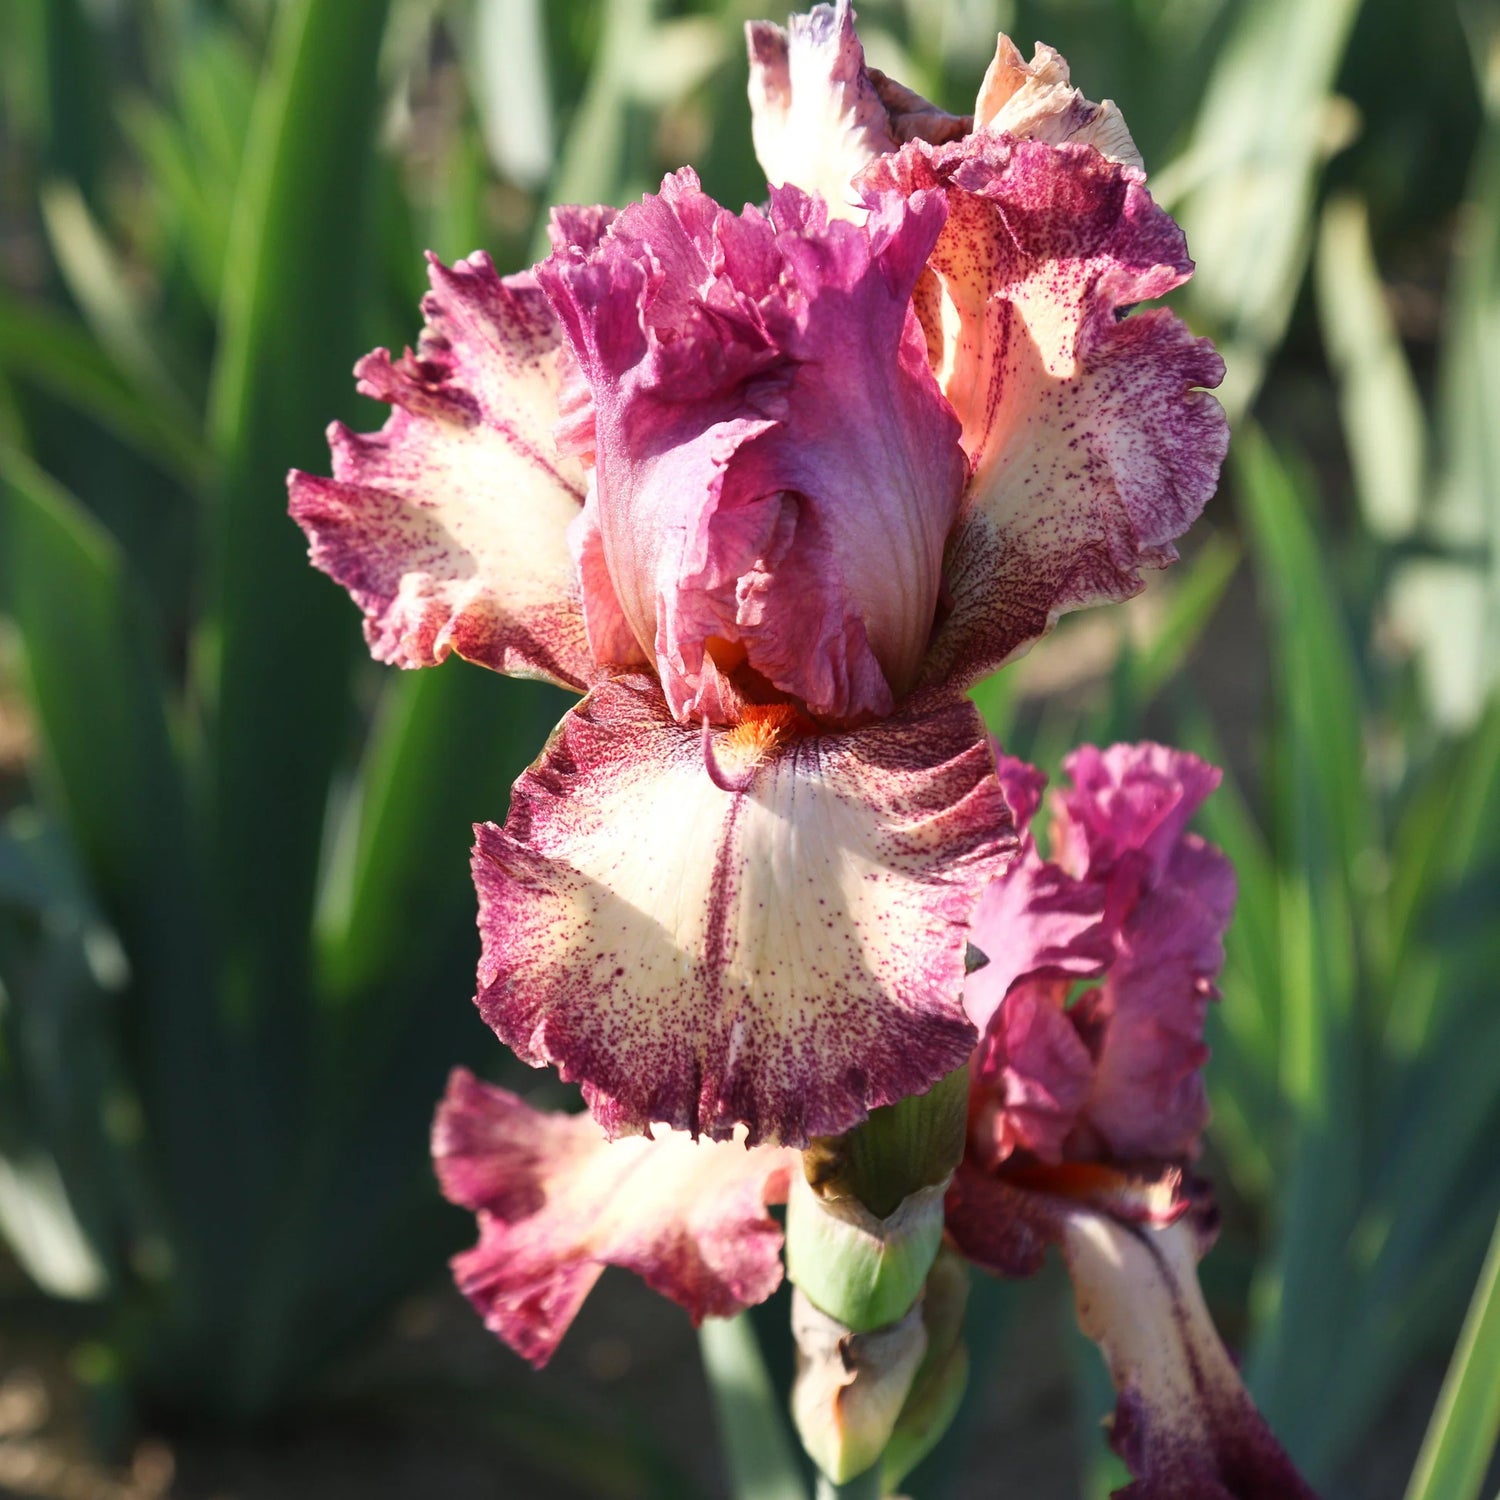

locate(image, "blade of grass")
[[1404, 1210, 1500, 1500]]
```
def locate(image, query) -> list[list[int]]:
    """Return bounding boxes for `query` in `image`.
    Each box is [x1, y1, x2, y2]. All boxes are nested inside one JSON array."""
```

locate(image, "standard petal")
[[1061, 1212, 1318, 1499], [973, 36, 1141, 169], [1051, 742, 1223, 886], [746, 1, 968, 218], [539, 171, 966, 723], [1073, 838, 1234, 1161], [432, 1068, 796, 1367], [863, 137, 1227, 693], [472, 676, 1016, 1145], [289, 251, 593, 688]]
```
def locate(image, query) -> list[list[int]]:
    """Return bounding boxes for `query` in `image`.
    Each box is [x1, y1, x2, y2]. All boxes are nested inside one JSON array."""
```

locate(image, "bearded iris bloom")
[[290, 3, 1226, 1151], [432, 743, 1315, 1496]]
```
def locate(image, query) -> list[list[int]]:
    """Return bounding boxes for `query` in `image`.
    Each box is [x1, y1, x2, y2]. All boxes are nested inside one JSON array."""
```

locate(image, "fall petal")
[[432, 1068, 796, 1367], [539, 171, 966, 722], [1062, 1213, 1319, 1499], [289, 251, 595, 688], [746, 1, 968, 219], [864, 137, 1226, 692], [472, 676, 1015, 1145]]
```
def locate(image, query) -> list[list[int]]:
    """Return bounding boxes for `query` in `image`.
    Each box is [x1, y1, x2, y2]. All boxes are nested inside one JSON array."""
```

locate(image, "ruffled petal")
[[745, 1, 968, 219], [432, 1068, 796, 1367], [973, 36, 1141, 169], [472, 676, 1016, 1145], [538, 170, 966, 723], [1051, 742, 1224, 886], [289, 251, 594, 689], [862, 137, 1226, 692], [1073, 838, 1234, 1161], [971, 981, 1096, 1164]]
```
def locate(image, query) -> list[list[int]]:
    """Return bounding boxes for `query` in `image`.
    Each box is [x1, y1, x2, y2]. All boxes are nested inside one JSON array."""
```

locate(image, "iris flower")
[[431, 743, 1315, 1497], [290, 3, 1226, 1149]]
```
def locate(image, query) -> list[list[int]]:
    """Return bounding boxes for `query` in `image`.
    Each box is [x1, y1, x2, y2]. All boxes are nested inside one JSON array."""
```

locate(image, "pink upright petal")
[[471, 676, 1016, 1146], [972, 981, 1096, 1164], [1052, 742, 1224, 885], [433, 1069, 796, 1366], [861, 137, 1226, 693], [1074, 837, 1234, 1161], [290, 251, 600, 689], [538, 170, 966, 723], [746, 1, 968, 218]]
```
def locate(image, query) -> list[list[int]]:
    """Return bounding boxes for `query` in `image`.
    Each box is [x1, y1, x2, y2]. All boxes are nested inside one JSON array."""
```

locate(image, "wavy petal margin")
[[472, 676, 1016, 1145], [433, 1068, 796, 1366], [863, 136, 1227, 693], [289, 251, 593, 688], [945, 1168, 1316, 1497], [539, 169, 965, 724]]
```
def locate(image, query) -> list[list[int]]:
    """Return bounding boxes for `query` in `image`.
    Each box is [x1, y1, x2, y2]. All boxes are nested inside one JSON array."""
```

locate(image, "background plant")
[[0, 0, 1495, 1496]]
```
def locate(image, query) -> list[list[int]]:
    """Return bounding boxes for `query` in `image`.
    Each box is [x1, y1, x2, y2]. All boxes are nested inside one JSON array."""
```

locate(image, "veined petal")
[[539, 170, 966, 723], [973, 36, 1141, 169], [746, 1, 968, 219], [472, 676, 1016, 1146], [289, 250, 596, 688], [1062, 1212, 1318, 1499], [863, 137, 1226, 693], [433, 1068, 796, 1367]]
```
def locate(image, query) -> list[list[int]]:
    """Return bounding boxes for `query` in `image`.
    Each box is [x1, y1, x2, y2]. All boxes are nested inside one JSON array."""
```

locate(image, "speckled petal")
[[863, 137, 1227, 692], [1063, 1213, 1319, 1498], [289, 251, 593, 688], [973, 35, 1141, 169], [539, 170, 966, 723], [472, 676, 1016, 1146], [746, 1, 968, 219], [433, 1069, 796, 1366]]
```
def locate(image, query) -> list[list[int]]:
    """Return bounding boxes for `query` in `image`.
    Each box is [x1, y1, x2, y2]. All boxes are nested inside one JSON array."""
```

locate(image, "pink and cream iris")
[[434, 744, 1314, 1497], [289, 2, 1227, 1147]]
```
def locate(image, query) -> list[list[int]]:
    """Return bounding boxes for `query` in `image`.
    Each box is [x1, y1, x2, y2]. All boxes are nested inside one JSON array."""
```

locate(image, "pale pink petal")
[[471, 676, 1016, 1146], [745, 1, 968, 219], [973, 36, 1141, 169], [289, 251, 594, 689], [862, 137, 1226, 692], [538, 170, 966, 723], [433, 1069, 795, 1366]]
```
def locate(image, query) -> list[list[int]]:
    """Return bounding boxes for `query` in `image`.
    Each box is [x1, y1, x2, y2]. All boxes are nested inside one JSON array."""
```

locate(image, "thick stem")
[[815, 1465, 882, 1500]]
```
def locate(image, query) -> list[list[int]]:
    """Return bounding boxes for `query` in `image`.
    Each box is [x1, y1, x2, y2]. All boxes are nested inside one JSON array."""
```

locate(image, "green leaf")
[[1404, 1210, 1500, 1500], [1315, 192, 1427, 543], [700, 1315, 809, 1500], [202, 0, 392, 1050]]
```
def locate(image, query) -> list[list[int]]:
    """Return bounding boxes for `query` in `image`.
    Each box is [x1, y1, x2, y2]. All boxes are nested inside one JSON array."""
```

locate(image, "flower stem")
[[815, 1464, 882, 1500]]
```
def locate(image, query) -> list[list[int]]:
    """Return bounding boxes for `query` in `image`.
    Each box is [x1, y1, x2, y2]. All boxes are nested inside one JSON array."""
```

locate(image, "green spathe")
[[785, 1169, 948, 1332]]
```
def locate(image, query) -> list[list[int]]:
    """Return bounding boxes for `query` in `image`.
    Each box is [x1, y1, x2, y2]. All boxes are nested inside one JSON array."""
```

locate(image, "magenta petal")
[[863, 136, 1227, 692], [289, 251, 595, 688], [433, 1069, 795, 1367], [471, 676, 1015, 1146], [1052, 742, 1224, 885], [537, 169, 966, 723]]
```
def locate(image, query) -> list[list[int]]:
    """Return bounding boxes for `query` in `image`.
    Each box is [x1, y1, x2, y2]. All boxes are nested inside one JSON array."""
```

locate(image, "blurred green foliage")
[[0, 0, 1496, 1496]]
